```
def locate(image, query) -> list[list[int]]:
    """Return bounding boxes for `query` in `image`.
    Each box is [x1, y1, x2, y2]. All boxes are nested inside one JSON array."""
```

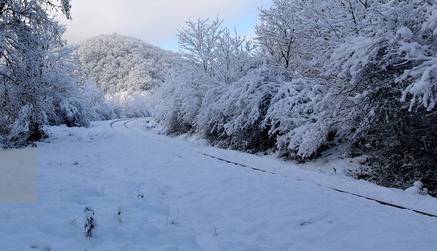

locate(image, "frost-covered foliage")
[[196, 64, 282, 151], [326, 0, 437, 195], [39, 48, 90, 129], [330, 0, 437, 111], [0, 0, 117, 147], [152, 0, 437, 195], [152, 64, 211, 134], [264, 77, 331, 159], [0, 0, 94, 146], [256, 0, 437, 193], [105, 91, 152, 118], [76, 80, 116, 121], [178, 18, 255, 84], [1, 45, 95, 147], [255, 0, 388, 71], [153, 18, 258, 139]]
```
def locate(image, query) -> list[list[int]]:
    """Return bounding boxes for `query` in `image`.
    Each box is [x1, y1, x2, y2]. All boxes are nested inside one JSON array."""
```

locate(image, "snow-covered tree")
[[40, 47, 90, 128], [255, 0, 388, 72], [178, 18, 254, 83], [153, 18, 256, 135], [255, 0, 308, 69], [0, 0, 74, 146], [178, 18, 224, 75], [213, 29, 255, 85]]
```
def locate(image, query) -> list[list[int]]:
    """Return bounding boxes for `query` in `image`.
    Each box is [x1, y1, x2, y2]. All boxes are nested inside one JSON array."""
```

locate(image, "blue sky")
[[62, 0, 271, 51]]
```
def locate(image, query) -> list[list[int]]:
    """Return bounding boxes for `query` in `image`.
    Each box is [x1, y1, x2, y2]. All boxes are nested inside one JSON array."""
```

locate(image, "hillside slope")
[[75, 34, 181, 95]]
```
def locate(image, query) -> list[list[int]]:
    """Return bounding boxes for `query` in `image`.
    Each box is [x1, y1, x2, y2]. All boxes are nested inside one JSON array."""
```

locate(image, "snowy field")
[[1, 118, 437, 251]]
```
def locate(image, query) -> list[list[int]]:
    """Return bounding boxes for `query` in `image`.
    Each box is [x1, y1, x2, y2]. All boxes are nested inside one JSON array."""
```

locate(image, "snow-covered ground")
[[1, 118, 437, 251]]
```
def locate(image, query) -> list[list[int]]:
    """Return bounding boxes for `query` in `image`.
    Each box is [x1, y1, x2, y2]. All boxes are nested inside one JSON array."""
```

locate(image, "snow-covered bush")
[[152, 64, 210, 134], [326, 0, 437, 194], [395, 2, 437, 111], [330, 0, 437, 111], [77, 80, 116, 121], [2, 46, 93, 147], [41, 48, 91, 128], [54, 99, 89, 128], [264, 77, 331, 159], [7, 104, 44, 146], [106, 91, 152, 118], [197, 64, 283, 151]]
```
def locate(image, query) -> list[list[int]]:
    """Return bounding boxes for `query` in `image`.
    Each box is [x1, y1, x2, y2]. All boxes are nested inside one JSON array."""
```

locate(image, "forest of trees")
[[75, 34, 181, 95], [1, 0, 436, 195]]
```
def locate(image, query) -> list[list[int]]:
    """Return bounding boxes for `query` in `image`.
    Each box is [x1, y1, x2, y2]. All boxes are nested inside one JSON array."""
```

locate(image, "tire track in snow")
[[198, 152, 437, 219], [110, 119, 128, 128], [110, 119, 437, 219], [123, 119, 134, 128], [110, 119, 135, 129]]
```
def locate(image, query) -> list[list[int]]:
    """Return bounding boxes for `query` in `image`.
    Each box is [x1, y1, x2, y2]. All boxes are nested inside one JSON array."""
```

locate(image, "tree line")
[[152, 0, 437, 195]]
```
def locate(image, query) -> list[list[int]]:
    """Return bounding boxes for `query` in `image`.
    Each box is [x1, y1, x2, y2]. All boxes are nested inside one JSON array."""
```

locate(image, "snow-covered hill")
[[73, 34, 182, 117], [75, 34, 181, 95]]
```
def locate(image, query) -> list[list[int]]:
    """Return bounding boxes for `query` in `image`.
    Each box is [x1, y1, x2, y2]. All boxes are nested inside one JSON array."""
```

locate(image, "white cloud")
[[62, 0, 270, 47]]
